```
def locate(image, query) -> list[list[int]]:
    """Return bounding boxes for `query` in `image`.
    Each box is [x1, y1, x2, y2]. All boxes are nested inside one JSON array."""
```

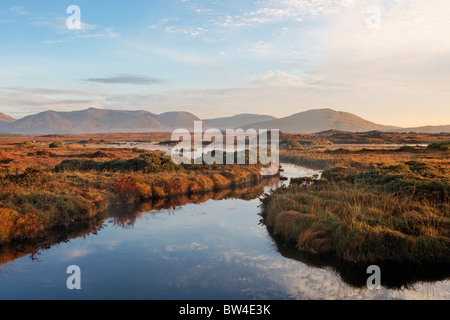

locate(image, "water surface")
[[0, 163, 449, 300]]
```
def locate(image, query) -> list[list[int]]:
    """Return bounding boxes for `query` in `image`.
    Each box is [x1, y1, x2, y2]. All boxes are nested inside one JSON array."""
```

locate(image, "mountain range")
[[0, 108, 448, 134], [0, 108, 205, 134]]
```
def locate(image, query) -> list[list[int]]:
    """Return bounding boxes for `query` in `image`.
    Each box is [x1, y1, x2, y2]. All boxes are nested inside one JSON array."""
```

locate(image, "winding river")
[[0, 163, 449, 300]]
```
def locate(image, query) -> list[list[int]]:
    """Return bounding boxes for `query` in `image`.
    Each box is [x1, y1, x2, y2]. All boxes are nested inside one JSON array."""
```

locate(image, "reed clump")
[[262, 160, 450, 263], [0, 152, 264, 245]]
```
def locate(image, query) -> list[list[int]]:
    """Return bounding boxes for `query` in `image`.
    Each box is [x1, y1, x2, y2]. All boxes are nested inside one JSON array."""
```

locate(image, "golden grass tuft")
[[262, 151, 450, 263]]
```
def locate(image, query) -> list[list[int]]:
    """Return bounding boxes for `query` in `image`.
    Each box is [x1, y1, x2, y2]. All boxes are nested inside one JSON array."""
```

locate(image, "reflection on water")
[[0, 163, 448, 300], [271, 232, 450, 290], [0, 215, 106, 267], [109, 179, 279, 228], [0, 178, 278, 267]]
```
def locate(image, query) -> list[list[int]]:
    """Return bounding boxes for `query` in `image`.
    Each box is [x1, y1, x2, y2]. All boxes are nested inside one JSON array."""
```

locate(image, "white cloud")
[[249, 70, 306, 87], [134, 44, 223, 68], [216, 250, 450, 300], [62, 247, 94, 261], [250, 41, 273, 54], [0, 69, 22, 77], [32, 16, 119, 43], [0, 87, 106, 118], [213, 0, 361, 28], [8, 6, 28, 15], [164, 25, 208, 37], [75, 27, 119, 39], [166, 242, 209, 252]]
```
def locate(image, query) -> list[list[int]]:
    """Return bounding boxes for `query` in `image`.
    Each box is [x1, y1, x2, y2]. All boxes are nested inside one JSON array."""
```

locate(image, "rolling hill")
[[204, 114, 276, 130], [0, 113, 15, 123], [392, 125, 450, 134], [242, 109, 399, 133], [156, 111, 207, 132]]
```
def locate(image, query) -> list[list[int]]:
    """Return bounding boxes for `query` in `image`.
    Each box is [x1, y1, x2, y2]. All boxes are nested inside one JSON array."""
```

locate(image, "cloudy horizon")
[[1, 0, 449, 127]]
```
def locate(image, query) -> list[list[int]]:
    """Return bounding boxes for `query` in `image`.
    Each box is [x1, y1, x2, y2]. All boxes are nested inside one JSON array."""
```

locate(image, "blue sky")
[[1, 0, 449, 126]]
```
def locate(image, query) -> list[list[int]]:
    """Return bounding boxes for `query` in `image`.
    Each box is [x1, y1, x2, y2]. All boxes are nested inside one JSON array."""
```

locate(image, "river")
[[0, 163, 449, 300]]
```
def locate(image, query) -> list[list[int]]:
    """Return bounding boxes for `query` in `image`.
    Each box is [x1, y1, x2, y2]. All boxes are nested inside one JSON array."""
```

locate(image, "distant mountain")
[[0, 108, 175, 134], [392, 125, 450, 134], [204, 114, 276, 130], [0, 113, 15, 123], [156, 111, 207, 131], [242, 109, 399, 133], [0, 107, 447, 134]]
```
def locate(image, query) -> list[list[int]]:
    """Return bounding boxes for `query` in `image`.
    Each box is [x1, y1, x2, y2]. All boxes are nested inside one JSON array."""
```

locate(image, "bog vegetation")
[[262, 141, 450, 264], [1, 132, 449, 266], [0, 136, 267, 245]]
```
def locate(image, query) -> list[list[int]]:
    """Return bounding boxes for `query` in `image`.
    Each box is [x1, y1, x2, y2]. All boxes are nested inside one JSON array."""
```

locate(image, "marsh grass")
[[262, 158, 450, 263], [428, 140, 450, 151], [0, 150, 265, 245], [49, 140, 64, 148]]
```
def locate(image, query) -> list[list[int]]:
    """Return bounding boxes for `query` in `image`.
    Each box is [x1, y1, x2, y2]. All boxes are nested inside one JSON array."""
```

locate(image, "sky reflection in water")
[[0, 164, 449, 300]]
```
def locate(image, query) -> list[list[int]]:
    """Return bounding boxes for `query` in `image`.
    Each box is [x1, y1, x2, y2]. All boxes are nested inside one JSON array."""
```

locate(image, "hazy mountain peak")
[[242, 108, 396, 133], [204, 113, 277, 129], [0, 113, 16, 122]]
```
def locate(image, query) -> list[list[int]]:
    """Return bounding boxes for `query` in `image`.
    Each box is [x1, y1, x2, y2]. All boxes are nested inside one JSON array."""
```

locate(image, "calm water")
[[0, 163, 449, 300]]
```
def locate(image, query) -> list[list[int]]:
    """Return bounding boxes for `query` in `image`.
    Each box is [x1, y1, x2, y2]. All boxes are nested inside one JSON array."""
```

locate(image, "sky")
[[0, 0, 449, 127]]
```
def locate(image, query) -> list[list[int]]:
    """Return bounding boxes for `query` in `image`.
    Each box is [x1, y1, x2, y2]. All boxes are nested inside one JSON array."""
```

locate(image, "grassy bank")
[[263, 148, 450, 264], [0, 148, 266, 245], [0, 177, 277, 265]]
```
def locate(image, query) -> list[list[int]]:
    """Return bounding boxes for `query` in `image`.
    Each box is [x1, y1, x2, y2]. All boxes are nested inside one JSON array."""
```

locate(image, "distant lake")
[[89, 141, 430, 154], [89, 140, 262, 157], [89, 141, 172, 154], [327, 144, 428, 148], [0, 152, 449, 299]]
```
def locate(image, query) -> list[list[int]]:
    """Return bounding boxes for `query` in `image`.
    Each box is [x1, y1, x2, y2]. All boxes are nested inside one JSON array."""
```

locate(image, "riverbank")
[[0, 178, 278, 266], [0, 138, 269, 245], [263, 145, 450, 264]]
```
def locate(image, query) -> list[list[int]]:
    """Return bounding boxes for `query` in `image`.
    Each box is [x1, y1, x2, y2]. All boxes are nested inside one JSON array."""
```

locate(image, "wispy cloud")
[[249, 70, 305, 87], [84, 74, 165, 85], [8, 6, 28, 16], [249, 41, 273, 54], [135, 44, 223, 69], [148, 15, 209, 39], [0, 87, 107, 118], [73, 23, 119, 39], [62, 247, 95, 261], [30, 16, 120, 43], [166, 242, 209, 252], [164, 25, 208, 37], [0, 69, 22, 78], [212, 0, 359, 28]]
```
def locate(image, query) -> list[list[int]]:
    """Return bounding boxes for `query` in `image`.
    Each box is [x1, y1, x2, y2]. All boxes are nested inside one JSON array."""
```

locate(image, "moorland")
[[0, 131, 449, 266]]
